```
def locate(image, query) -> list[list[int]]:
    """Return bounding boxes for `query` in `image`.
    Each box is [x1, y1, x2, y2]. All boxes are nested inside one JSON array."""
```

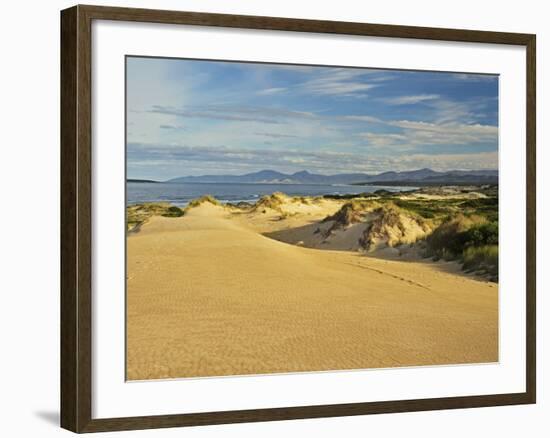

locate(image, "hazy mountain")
[[366, 168, 441, 182], [166, 168, 498, 185]]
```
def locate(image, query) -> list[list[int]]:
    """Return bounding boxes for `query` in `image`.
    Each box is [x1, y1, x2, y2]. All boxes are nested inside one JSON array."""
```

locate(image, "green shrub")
[[426, 214, 487, 257], [393, 199, 453, 219], [425, 214, 498, 281], [161, 206, 184, 217], [459, 197, 498, 209], [462, 245, 498, 277], [126, 202, 185, 231], [459, 197, 498, 220], [462, 222, 498, 246]]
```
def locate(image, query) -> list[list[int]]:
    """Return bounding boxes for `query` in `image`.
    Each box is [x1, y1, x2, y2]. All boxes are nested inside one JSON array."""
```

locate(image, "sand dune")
[[127, 202, 498, 380]]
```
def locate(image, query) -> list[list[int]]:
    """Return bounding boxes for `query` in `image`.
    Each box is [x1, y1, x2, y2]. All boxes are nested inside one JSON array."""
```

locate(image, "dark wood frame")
[[61, 4, 536, 433]]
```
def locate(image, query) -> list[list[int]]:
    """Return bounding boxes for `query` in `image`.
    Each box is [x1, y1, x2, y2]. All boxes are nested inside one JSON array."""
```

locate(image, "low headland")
[[126, 185, 498, 380]]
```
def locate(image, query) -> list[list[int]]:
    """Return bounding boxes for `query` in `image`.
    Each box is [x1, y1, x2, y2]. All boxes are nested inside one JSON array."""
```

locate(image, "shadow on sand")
[[263, 221, 496, 284]]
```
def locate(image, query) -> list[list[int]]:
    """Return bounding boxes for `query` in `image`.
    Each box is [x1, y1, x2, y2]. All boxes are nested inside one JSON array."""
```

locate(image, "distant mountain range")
[[163, 168, 498, 186]]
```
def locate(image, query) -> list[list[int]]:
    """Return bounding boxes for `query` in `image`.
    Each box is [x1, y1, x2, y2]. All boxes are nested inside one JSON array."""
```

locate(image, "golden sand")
[[126, 201, 498, 380]]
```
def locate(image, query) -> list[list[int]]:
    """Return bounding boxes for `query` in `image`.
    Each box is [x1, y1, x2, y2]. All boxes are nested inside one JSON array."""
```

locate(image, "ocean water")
[[127, 182, 414, 207]]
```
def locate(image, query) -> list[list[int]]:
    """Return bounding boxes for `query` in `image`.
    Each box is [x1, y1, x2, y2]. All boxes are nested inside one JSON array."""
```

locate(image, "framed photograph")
[[60, 4, 536, 433]]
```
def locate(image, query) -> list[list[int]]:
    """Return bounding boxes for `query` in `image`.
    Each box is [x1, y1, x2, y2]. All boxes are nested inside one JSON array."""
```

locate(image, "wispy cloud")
[[452, 73, 498, 82], [389, 120, 497, 135], [359, 132, 408, 147], [128, 141, 498, 177], [149, 105, 282, 125], [127, 57, 499, 178], [300, 68, 377, 97], [381, 94, 440, 105], [343, 115, 383, 123], [429, 99, 478, 124], [395, 151, 498, 171], [361, 121, 498, 150], [257, 87, 287, 95], [147, 104, 322, 126], [254, 132, 300, 139], [159, 124, 186, 130]]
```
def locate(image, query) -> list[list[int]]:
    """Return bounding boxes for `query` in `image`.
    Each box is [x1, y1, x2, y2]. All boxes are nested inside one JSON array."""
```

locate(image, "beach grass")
[[187, 194, 220, 208], [462, 245, 499, 279], [127, 187, 498, 279]]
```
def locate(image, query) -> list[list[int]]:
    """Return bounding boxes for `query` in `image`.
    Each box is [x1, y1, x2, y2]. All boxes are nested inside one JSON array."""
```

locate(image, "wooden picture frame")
[[61, 4, 536, 433]]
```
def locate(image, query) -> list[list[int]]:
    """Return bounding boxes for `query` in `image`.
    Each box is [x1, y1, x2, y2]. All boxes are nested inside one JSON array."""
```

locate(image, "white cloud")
[[360, 120, 498, 150], [149, 105, 282, 124], [257, 87, 287, 95], [394, 151, 498, 171], [391, 120, 496, 132], [300, 68, 377, 97], [254, 132, 300, 139], [452, 73, 498, 82], [159, 124, 186, 130], [359, 132, 408, 147], [128, 141, 498, 178], [343, 115, 383, 123], [381, 94, 440, 105]]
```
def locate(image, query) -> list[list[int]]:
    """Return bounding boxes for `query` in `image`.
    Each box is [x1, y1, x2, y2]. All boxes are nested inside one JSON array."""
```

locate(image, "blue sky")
[[127, 56, 498, 180]]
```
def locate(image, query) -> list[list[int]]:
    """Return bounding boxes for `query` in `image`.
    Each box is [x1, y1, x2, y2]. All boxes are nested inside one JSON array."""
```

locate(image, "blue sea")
[[127, 182, 415, 207]]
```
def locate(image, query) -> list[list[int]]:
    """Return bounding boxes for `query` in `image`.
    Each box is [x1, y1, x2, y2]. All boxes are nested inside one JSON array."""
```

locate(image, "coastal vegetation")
[[126, 202, 184, 231], [127, 185, 498, 281], [425, 215, 498, 280], [320, 186, 498, 279], [252, 192, 287, 212], [187, 194, 220, 208], [126, 195, 218, 231]]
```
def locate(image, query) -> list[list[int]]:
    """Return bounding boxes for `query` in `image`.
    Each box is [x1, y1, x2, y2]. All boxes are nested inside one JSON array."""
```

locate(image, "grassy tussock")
[[425, 214, 498, 280], [187, 195, 221, 208], [232, 201, 253, 209], [291, 196, 312, 205], [426, 214, 487, 257], [252, 192, 323, 214], [252, 192, 288, 212], [463, 245, 498, 278], [126, 202, 184, 231], [161, 206, 185, 217], [323, 200, 381, 227], [322, 200, 432, 250], [360, 203, 433, 250], [127, 195, 222, 232]]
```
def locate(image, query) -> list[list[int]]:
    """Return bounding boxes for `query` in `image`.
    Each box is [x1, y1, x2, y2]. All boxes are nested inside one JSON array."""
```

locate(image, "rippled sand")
[[126, 203, 498, 380]]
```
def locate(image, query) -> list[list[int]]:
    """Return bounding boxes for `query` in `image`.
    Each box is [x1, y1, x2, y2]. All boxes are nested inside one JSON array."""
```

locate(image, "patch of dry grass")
[[126, 203, 184, 231], [187, 195, 221, 208], [360, 203, 433, 250], [252, 192, 288, 212], [323, 200, 381, 228], [426, 214, 487, 258], [463, 245, 498, 279]]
